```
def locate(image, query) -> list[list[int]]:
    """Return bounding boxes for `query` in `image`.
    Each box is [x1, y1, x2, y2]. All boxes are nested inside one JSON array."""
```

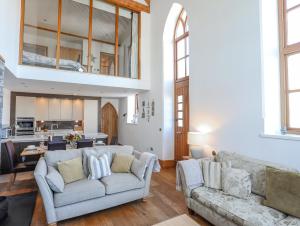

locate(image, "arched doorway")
[[101, 103, 118, 145], [174, 8, 190, 161]]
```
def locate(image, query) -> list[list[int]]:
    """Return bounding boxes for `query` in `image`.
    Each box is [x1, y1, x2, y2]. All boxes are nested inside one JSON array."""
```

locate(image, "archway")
[[101, 103, 118, 145]]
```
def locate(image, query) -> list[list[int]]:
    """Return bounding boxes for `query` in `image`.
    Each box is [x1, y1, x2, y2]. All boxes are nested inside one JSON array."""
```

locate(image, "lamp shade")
[[187, 132, 204, 145]]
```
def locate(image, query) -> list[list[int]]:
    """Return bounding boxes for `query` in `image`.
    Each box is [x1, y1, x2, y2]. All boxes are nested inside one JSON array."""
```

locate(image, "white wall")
[[2, 88, 11, 126], [118, 0, 300, 170], [101, 98, 119, 114], [84, 100, 98, 133]]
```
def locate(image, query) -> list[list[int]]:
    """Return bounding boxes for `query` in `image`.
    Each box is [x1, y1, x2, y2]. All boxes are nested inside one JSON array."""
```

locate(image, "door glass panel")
[[186, 37, 189, 55], [177, 95, 183, 103], [23, 0, 58, 69], [181, 10, 187, 22], [178, 120, 183, 127], [289, 92, 300, 128], [177, 59, 185, 79], [177, 39, 185, 59], [60, 0, 89, 72], [178, 112, 183, 119], [287, 7, 300, 45], [178, 103, 183, 111], [287, 53, 300, 90], [287, 0, 300, 9]]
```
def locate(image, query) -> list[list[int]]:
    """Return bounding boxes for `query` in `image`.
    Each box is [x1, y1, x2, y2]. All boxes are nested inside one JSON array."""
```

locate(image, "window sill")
[[260, 133, 300, 141]]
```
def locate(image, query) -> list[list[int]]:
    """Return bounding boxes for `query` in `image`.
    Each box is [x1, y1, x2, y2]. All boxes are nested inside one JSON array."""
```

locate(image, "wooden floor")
[[0, 168, 212, 226]]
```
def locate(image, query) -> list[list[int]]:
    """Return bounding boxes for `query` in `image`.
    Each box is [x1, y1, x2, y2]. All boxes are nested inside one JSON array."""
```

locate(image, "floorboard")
[[0, 168, 212, 226]]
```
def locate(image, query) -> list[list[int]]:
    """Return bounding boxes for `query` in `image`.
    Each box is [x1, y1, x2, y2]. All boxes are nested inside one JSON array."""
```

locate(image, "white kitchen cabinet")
[[73, 99, 83, 120], [61, 99, 73, 120], [84, 100, 98, 133], [48, 98, 61, 120], [16, 96, 36, 118], [36, 97, 49, 121]]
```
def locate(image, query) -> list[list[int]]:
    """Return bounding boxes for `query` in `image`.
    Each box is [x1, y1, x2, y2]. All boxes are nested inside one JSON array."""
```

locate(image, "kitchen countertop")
[[1, 132, 108, 143]]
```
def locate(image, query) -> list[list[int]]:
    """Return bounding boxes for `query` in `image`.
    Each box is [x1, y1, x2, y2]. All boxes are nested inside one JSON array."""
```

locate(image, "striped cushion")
[[88, 154, 111, 180], [202, 160, 231, 190]]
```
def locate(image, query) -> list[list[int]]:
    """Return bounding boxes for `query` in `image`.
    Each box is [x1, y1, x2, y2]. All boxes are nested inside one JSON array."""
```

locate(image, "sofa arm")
[[34, 158, 57, 224], [143, 157, 155, 197], [177, 161, 203, 198]]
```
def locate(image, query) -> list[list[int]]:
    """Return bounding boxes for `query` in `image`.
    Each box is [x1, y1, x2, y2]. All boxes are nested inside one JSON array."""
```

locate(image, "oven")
[[16, 117, 35, 136]]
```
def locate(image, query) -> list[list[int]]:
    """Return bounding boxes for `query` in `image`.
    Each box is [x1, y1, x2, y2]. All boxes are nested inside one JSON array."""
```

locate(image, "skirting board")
[[159, 160, 176, 169]]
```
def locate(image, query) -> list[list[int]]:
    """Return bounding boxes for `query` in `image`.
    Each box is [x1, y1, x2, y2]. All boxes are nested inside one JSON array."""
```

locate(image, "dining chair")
[[76, 139, 93, 149], [48, 141, 67, 151], [48, 136, 64, 141], [4, 141, 36, 188]]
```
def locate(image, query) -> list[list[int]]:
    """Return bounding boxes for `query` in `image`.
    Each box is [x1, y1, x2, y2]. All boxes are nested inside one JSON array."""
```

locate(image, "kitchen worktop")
[[1, 132, 108, 143]]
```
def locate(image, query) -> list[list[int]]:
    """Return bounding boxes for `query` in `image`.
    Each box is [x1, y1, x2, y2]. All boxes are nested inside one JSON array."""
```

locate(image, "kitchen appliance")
[[15, 117, 35, 136], [0, 127, 12, 139]]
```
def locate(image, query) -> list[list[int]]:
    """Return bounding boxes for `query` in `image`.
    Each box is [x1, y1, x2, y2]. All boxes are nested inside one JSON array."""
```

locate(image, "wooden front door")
[[101, 103, 118, 145], [175, 78, 189, 161]]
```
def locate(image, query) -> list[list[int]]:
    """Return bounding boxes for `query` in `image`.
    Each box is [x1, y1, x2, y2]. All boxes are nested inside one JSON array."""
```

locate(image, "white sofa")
[[177, 151, 300, 226]]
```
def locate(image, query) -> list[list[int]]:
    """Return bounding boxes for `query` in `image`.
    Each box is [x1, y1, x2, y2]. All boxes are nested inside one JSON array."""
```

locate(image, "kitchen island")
[[0, 132, 108, 173]]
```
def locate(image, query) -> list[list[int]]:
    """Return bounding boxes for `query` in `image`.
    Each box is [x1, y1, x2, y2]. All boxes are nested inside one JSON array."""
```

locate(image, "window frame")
[[278, 0, 300, 133], [18, 0, 142, 79], [174, 8, 190, 81]]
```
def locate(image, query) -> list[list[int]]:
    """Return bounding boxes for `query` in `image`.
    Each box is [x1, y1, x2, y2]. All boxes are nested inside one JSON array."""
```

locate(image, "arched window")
[[174, 9, 189, 80]]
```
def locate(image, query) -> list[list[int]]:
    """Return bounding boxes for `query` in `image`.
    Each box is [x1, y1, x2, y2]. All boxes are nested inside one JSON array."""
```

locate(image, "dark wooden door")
[[175, 78, 189, 161], [101, 103, 118, 145]]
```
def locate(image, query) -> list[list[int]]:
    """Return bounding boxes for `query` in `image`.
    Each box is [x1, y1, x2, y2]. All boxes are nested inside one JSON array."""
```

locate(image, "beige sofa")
[[178, 151, 300, 226]]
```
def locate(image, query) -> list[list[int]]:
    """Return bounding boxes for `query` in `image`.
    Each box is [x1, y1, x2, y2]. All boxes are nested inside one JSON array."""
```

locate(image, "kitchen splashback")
[[38, 121, 77, 130]]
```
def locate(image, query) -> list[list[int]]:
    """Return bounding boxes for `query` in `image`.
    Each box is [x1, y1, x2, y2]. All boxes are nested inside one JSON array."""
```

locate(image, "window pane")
[[186, 57, 190, 76], [178, 112, 183, 119], [287, 7, 300, 45], [177, 39, 185, 59], [287, 0, 300, 9], [176, 21, 184, 38], [289, 92, 300, 128], [287, 53, 300, 90], [92, 1, 115, 75], [60, 0, 89, 72], [177, 59, 185, 79], [186, 21, 189, 32], [178, 120, 183, 127], [181, 10, 187, 22], [178, 103, 183, 111], [186, 37, 189, 55], [118, 8, 139, 79], [23, 0, 58, 69]]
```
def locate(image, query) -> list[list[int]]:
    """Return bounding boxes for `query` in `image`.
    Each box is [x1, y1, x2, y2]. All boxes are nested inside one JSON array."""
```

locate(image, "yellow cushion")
[[263, 167, 300, 218], [57, 157, 85, 184], [111, 154, 134, 173]]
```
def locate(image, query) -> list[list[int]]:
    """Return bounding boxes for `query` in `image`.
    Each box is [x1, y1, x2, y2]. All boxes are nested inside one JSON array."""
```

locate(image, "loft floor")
[[0, 169, 212, 226]]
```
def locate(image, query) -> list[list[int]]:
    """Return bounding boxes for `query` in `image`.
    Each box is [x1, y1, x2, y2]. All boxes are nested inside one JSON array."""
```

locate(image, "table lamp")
[[187, 132, 205, 159]]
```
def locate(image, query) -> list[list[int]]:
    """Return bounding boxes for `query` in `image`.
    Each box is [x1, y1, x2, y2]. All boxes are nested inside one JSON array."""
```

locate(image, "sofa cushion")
[[57, 157, 85, 184], [263, 167, 300, 218], [276, 216, 300, 226], [222, 168, 251, 199], [45, 149, 82, 169], [82, 145, 134, 176], [111, 154, 134, 173], [216, 151, 298, 197], [191, 186, 286, 226], [101, 173, 145, 194], [45, 166, 64, 193], [54, 178, 105, 207]]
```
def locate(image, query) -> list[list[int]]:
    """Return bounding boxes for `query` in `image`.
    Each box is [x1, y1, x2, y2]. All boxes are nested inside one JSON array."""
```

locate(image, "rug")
[[1, 192, 37, 226]]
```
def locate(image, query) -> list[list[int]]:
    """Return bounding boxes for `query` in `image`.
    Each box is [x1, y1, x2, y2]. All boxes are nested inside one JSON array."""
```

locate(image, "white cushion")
[[131, 159, 147, 180], [46, 166, 64, 193], [88, 154, 111, 180]]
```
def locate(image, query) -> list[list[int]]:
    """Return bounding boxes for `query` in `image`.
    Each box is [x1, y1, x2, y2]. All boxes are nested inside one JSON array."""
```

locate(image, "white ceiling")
[[25, 0, 132, 44], [4, 68, 140, 98]]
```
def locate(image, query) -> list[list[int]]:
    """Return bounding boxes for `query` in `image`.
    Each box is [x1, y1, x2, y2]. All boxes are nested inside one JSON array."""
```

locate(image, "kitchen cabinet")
[[16, 96, 36, 118], [73, 99, 83, 120], [48, 98, 61, 120], [61, 99, 73, 120], [36, 97, 49, 121]]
